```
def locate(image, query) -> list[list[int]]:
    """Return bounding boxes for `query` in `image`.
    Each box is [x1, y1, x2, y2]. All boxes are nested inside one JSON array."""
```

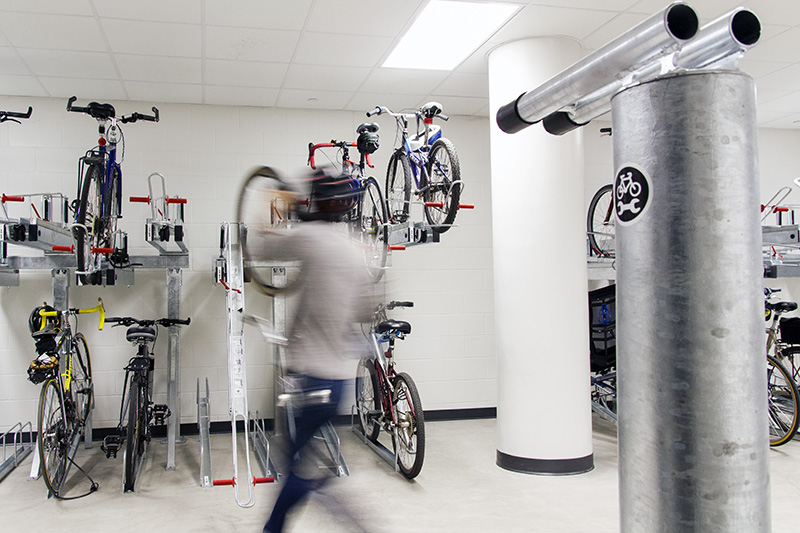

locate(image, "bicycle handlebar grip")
[[394, 301, 414, 308], [308, 142, 317, 168], [166, 197, 187, 204], [366, 106, 381, 117], [2, 194, 24, 203], [66, 96, 89, 114], [130, 196, 151, 203]]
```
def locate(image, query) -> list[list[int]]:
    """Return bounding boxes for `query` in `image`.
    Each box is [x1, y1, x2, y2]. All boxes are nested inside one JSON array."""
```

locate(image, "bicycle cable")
[[51, 450, 100, 500]]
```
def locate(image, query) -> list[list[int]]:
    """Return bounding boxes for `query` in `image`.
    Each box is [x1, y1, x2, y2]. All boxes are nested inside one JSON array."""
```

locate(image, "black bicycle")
[[100, 315, 190, 492]]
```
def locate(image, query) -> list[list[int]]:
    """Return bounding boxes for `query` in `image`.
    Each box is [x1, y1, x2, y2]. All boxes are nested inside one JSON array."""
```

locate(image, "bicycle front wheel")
[[38, 379, 69, 495], [75, 163, 104, 285], [423, 138, 461, 233], [236, 166, 299, 295], [392, 372, 425, 479], [386, 149, 412, 223], [587, 184, 615, 257], [356, 177, 388, 282], [71, 333, 93, 423], [123, 376, 147, 492], [356, 358, 381, 443], [767, 354, 799, 446]]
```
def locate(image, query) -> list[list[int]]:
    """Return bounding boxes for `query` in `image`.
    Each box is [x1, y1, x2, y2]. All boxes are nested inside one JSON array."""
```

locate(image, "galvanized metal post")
[[166, 267, 183, 470], [612, 70, 769, 532]]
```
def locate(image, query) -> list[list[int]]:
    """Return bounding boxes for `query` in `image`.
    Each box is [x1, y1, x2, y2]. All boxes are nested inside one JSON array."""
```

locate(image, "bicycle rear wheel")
[[587, 184, 615, 257], [355, 358, 381, 443], [392, 372, 425, 479], [71, 333, 93, 423], [356, 177, 388, 282], [767, 354, 799, 446], [38, 379, 68, 495], [423, 138, 461, 233], [123, 376, 147, 492], [236, 166, 299, 295], [75, 163, 106, 285], [386, 149, 412, 223]]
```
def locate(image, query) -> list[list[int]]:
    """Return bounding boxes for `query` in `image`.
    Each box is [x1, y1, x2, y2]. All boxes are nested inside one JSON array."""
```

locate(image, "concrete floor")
[[2, 416, 799, 532]]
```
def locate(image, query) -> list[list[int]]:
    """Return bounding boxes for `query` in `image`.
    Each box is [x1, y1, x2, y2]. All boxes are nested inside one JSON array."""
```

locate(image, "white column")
[[488, 38, 593, 474]]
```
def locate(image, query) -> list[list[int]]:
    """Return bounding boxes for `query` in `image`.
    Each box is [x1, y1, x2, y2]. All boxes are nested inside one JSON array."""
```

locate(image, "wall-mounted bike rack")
[[0, 421, 34, 483]]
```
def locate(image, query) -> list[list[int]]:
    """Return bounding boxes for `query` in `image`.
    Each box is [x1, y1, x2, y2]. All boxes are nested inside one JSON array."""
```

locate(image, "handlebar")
[[39, 298, 105, 330], [0, 106, 32, 123], [106, 316, 191, 328], [67, 96, 159, 123], [307, 141, 373, 169], [367, 103, 448, 122]]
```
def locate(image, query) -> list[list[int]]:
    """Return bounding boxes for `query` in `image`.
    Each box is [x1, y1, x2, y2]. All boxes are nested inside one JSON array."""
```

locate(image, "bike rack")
[[130, 173, 188, 255], [0, 421, 34, 483], [350, 405, 398, 472], [197, 378, 212, 487]]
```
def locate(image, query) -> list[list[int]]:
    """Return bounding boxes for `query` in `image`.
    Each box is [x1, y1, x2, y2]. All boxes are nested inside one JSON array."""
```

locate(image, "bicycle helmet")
[[297, 168, 359, 222], [356, 122, 380, 155], [29, 304, 60, 338]]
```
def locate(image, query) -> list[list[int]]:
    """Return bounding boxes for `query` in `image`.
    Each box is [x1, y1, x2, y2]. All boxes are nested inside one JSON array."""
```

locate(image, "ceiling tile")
[[0, 48, 31, 76], [305, 0, 422, 36], [756, 63, 800, 92], [740, 59, 793, 80], [102, 19, 201, 57], [38, 76, 126, 100], [0, 12, 104, 51], [18, 48, 116, 79], [344, 92, 426, 114], [93, 0, 201, 23], [757, 91, 800, 114], [204, 85, 279, 107], [361, 68, 449, 95], [293, 33, 393, 67], [580, 12, 648, 51], [745, 27, 800, 64], [204, 59, 287, 88], [490, 4, 616, 45], [115, 54, 201, 84], [0, 1, 92, 16], [627, 0, 744, 21], [433, 72, 489, 98], [745, 0, 800, 27], [0, 75, 47, 97], [204, 26, 299, 62], [204, 0, 313, 30], [422, 95, 487, 117], [283, 64, 370, 92], [276, 88, 353, 110], [125, 81, 202, 104]]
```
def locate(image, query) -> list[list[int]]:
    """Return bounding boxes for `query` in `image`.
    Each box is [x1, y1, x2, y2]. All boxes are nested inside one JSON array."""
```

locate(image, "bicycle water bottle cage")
[[86, 102, 115, 120], [126, 326, 156, 343], [376, 320, 411, 336]]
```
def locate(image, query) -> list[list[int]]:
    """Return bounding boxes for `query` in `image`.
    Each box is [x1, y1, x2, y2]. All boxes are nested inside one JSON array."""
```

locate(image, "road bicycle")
[[355, 300, 425, 479], [587, 184, 615, 257], [367, 102, 463, 232], [0, 105, 32, 124], [66, 96, 159, 285], [27, 298, 105, 498], [100, 315, 191, 492], [764, 288, 800, 446], [307, 122, 389, 281]]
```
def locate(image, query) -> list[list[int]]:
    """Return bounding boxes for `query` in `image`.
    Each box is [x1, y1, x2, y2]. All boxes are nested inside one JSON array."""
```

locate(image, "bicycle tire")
[[236, 166, 299, 296], [355, 358, 381, 443], [356, 177, 388, 282], [423, 138, 461, 233], [767, 354, 799, 446], [392, 372, 425, 479], [779, 345, 800, 384], [587, 184, 615, 257], [75, 163, 104, 285], [123, 376, 146, 492], [38, 379, 68, 495], [385, 149, 412, 223], [71, 333, 93, 423]]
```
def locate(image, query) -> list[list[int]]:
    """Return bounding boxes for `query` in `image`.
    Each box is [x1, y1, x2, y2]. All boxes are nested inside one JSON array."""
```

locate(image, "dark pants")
[[264, 376, 344, 533]]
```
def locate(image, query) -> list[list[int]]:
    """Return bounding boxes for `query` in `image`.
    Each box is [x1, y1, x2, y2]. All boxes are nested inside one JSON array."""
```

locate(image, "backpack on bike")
[[779, 316, 800, 344]]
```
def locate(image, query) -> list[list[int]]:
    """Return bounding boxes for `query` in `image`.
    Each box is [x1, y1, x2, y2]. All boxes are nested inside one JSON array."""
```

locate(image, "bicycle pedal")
[[101, 435, 122, 458], [152, 404, 171, 425]]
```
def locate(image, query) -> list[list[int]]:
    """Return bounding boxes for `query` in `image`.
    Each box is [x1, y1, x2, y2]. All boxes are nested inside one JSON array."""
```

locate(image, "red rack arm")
[[52, 245, 74, 253], [2, 194, 24, 203], [458, 203, 475, 209], [130, 196, 150, 203], [424, 201, 444, 208], [212, 478, 234, 486], [166, 197, 187, 204], [92, 247, 114, 254], [388, 245, 406, 251]]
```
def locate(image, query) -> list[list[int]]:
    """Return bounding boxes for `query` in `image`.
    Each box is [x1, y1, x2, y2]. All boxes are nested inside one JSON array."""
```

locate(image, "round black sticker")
[[614, 165, 650, 225]]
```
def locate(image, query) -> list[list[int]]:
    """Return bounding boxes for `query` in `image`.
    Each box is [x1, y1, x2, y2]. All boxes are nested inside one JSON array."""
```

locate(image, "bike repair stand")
[[211, 222, 275, 507]]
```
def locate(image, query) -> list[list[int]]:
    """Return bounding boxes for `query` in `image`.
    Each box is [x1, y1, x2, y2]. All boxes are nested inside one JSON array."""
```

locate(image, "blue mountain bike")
[[67, 97, 159, 285]]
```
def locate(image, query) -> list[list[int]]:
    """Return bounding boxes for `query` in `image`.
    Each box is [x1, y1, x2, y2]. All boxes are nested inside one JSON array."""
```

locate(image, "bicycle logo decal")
[[598, 303, 612, 326], [614, 164, 650, 225]]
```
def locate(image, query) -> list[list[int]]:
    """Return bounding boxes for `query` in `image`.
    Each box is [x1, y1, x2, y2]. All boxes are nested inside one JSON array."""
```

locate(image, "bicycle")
[[27, 298, 105, 498], [587, 184, 615, 257], [307, 122, 389, 281], [99, 315, 191, 492], [764, 288, 800, 446], [66, 96, 159, 285], [355, 300, 425, 479], [367, 102, 463, 232]]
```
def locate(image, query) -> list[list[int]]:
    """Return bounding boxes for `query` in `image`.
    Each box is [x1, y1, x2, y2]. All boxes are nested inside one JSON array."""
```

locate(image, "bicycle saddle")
[[126, 326, 156, 342], [87, 101, 116, 120], [376, 320, 411, 335], [357, 122, 379, 134], [771, 301, 798, 313]]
